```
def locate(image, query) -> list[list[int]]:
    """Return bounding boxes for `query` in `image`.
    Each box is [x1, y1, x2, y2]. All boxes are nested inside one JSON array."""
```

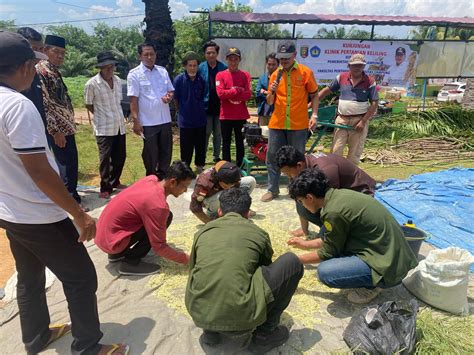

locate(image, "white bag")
[[403, 247, 474, 315]]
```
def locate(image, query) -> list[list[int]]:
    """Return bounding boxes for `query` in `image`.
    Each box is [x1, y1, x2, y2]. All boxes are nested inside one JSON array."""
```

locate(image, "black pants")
[[96, 133, 126, 193], [221, 119, 246, 167], [111, 212, 173, 264], [0, 218, 102, 355], [51, 134, 80, 203], [259, 252, 304, 332], [180, 126, 206, 168], [142, 123, 172, 179]]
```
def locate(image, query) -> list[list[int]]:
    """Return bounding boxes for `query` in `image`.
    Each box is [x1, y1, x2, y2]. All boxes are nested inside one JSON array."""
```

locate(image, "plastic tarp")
[[375, 168, 474, 271]]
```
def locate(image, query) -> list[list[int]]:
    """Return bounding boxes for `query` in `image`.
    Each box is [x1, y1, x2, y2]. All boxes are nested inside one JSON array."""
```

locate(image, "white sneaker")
[[347, 288, 382, 304]]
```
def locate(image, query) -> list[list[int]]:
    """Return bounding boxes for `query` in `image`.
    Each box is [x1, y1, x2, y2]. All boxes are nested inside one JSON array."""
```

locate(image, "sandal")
[[98, 343, 130, 355], [45, 322, 72, 348]]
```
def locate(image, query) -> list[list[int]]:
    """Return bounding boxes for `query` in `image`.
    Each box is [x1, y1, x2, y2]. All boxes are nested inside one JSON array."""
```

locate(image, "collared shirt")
[[127, 62, 174, 126], [269, 61, 318, 130], [36, 60, 76, 136], [84, 73, 126, 136], [173, 72, 207, 128], [329, 71, 378, 116]]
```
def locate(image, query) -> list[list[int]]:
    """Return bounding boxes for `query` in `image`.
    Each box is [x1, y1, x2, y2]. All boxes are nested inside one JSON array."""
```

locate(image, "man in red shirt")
[[216, 47, 252, 167], [96, 161, 196, 276]]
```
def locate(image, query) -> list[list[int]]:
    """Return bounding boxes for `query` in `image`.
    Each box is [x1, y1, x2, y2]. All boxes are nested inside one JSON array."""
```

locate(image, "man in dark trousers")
[[186, 188, 303, 353], [276, 145, 376, 237]]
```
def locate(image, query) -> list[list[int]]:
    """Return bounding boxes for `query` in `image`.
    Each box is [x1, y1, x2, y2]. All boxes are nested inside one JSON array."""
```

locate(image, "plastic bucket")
[[401, 226, 427, 257]]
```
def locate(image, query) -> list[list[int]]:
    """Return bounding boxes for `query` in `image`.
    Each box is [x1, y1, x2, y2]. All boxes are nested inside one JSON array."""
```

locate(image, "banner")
[[296, 39, 419, 88]]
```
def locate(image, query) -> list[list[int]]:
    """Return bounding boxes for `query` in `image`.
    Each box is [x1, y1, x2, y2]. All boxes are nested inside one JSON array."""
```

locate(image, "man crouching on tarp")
[[185, 188, 303, 353]]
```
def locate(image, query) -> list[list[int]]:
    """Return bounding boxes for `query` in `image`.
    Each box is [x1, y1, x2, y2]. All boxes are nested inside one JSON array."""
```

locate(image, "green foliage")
[[63, 76, 89, 108], [314, 25, 395, 39], [61, 47, 95, 77], [0, 20, 15, 31]]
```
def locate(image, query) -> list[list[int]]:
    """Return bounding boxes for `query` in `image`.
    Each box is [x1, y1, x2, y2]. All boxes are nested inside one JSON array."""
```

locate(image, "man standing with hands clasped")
[[262, 40, 319, 202]]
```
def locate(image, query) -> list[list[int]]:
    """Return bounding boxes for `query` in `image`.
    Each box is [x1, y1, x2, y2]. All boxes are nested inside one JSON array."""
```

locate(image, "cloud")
[[169, 0, 190, 19]]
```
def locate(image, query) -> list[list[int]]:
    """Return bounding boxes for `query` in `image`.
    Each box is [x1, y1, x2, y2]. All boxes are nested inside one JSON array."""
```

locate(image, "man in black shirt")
[[198, 41, 227, 163]]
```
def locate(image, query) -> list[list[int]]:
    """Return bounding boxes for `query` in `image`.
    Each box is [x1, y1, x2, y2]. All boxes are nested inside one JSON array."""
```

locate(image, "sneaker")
[[199, 330, 221, 346], [195, 166, 204, 175], [108, 254, 125, 263], [248, 325, 289, 354], [260, 191, 278, 202], [118, 261, 161, 276], [99, 191, 111, 199], [347, 288, 382, 304]]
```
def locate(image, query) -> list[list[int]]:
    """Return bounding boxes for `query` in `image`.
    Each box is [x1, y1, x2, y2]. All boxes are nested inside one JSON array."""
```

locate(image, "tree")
[[142, 0, 175, 75], [60, 47, 95, 77], [47, 24, 97, 55]]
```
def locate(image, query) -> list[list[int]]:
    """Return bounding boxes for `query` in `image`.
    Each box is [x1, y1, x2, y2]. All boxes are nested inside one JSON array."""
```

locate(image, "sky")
[[0, 0, 473, 38]]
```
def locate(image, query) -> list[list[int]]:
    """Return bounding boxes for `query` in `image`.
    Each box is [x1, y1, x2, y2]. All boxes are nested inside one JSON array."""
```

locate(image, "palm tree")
[[142, 0, 175, 76]]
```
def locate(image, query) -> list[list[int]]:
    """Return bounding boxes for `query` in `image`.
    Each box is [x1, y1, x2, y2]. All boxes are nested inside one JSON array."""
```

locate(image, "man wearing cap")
[[127, 43, 174, 178], [198, 41, 227, 163], [0, 31, 128, 355], [173, 51, 207, 174], [84, 51, 127, 199], [36, 35, 84, 208], [262, 40, 319, 203], [385, 47, 408, 87], [318, 53, 379, 164], [216, 47, 252, 168], [190, 161, 256, 224]]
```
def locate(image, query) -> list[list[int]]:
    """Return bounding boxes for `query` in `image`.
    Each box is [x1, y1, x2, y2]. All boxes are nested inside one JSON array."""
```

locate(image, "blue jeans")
[[266, 128, 307, 194], [317, 256, 387, 289]]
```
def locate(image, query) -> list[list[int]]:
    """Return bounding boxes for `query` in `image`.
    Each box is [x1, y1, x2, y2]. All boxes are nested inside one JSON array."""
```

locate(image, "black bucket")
[[401, 226, 427, 257]]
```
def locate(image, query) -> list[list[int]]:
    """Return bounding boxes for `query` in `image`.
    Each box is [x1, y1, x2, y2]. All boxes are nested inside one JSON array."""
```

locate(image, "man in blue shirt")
[[255, 53, 279, 126], [198, 41, 227, 163], [174, 52, 207, 174]]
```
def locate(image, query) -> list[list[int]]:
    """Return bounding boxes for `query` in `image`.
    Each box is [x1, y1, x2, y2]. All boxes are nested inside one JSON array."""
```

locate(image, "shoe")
[[260, 191, 278, 202], [199, 330, 221, 346], [248, 209, 257, 218], [195, 166, 204, 175], [118, 261, 161, 276], [347, 288, 382, 304], [248, 325, 289, 354], [99, 191, 111, 199], [108, 254, 125, 263]]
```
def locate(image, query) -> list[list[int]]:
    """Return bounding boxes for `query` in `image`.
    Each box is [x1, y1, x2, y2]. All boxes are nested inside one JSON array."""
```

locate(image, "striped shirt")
[[0, 87, 67, 224], [84, 74, 126, 136], [36, 60, 76, 136], [328, 72, 378, 116]]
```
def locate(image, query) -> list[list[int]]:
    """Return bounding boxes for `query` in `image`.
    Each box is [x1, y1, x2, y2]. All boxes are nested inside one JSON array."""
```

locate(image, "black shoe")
[[108, 254, 125, 263], [248, 325, 290, 354], [199, 330, 221, 346], [118, 261, 161, 276]]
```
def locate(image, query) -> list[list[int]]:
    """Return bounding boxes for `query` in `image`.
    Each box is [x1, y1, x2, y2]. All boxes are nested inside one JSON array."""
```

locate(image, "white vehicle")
[[436, 82, 466, 104]]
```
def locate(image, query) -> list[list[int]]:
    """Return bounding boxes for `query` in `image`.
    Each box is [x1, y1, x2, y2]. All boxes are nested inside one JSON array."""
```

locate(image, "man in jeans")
[[85, 51, 127, 198], [186, 188, 303, 353], [0, 31, 128, 355], [127, 43, 174, 178], [262, 40, 319, 202], [287, 169, 417, 304], [198, 41, 227, 163]]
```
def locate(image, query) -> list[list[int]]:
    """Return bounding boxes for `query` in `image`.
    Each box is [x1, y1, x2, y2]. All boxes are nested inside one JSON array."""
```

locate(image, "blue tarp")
[[375, 168, 474, 270]]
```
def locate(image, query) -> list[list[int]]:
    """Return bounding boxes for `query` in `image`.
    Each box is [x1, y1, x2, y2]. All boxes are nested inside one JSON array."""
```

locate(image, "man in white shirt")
[[385, 47, 408, 88], [127, 43, 174, 178], [0, 31, 128, 355], [85, 51, 127, 199]]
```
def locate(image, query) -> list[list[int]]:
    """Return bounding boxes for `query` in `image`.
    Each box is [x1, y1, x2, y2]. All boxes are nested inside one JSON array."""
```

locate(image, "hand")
[[309, 116, 317, 131], [74, 211, 96, 242], [53, 132, 66, 148], [260, 89, 268, 95], [287, 237, 308, 249], [132, 121, 143, 136], [289, 228, 308, 237], [270, 82, 278, 93], [355, 119, 367, 132]]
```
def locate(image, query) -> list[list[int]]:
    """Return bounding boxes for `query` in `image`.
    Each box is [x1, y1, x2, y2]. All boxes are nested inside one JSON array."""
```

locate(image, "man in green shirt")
[[185, 188, 303, 353], [287, 169, 418, 304]]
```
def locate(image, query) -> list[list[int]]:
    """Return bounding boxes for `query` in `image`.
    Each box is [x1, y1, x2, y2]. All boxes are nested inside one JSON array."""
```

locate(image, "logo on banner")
[[310, 46, 321, 58], [300, 46, 309, 58]]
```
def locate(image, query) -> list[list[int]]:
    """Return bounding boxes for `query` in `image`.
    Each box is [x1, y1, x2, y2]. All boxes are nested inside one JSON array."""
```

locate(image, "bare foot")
[[289, 228, 307, 237]]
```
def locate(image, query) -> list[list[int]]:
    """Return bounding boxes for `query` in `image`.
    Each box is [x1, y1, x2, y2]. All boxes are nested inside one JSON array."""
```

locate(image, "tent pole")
[[370, 25, 375, 40], [422, 79, 428, 111], [292, 23, 296, 39]]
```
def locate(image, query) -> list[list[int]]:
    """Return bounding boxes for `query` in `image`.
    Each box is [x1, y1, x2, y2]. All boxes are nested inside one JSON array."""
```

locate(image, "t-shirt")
[[95, 175, 188, 264], [0, 86, 67, 224]]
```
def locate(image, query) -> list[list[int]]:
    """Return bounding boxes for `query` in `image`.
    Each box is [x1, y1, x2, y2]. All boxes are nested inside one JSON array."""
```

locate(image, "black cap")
[[96, 51, 119, 67], [45, 34, 66, 48], [215, 161, 241, 184], [276, 40, 296, 59], [225, 47, 241, 58], [0, 31, 48, 67], [395, 47, 406, 56]]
